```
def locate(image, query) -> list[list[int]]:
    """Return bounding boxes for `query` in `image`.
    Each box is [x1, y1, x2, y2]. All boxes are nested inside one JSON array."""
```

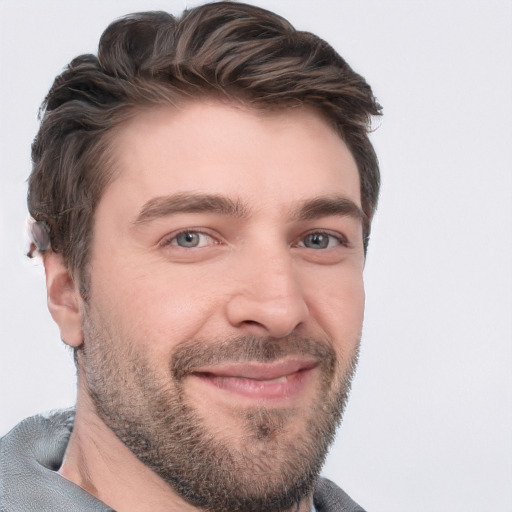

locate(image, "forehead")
[[102, 100, 361, 219]]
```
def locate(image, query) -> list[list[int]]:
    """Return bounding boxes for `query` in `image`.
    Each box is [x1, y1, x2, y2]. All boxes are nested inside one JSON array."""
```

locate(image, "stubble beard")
[[81, 312, 360, 512]]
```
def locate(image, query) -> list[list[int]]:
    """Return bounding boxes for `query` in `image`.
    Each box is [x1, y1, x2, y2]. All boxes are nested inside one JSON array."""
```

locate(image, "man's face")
[[80, 101, 365, 511]]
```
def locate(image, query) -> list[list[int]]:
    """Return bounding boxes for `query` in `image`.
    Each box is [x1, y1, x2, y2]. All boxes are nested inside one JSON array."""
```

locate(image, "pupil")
[[308, 233, 328, 249], [178, 232, 199, 247]]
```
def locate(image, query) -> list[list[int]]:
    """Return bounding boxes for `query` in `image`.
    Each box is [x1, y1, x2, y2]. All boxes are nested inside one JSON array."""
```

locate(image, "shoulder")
[[314, 477, 366, 512], [0, 410, 112, 511], [1, 409, 75, 467]]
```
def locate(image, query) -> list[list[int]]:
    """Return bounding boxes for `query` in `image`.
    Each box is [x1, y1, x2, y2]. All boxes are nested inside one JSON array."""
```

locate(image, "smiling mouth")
[[192, 359, 317, 400]]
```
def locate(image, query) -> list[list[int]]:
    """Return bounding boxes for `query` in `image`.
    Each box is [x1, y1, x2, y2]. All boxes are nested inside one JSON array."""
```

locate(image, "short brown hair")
[[28, 1, 382, 290]]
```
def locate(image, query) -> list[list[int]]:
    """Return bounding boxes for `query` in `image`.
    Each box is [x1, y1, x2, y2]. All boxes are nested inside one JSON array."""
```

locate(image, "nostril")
[[225, 282, 309, 338], [231, 319, 271, 337]]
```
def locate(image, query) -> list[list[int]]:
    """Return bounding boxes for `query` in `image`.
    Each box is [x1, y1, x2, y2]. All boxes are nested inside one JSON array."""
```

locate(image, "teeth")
[[226, 375, 291, 383], [266, 375, 289, 383]]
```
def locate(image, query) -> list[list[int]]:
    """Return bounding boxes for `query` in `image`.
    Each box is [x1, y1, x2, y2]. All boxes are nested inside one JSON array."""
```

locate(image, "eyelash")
[[295, 230, 349, 250], [159, 229, 348, 250], [159, 229, 218, 249]]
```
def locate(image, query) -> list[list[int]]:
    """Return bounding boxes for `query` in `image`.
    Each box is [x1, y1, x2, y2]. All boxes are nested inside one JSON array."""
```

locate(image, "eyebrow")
[[292, 196, 367, 225], [133, 193, 248, 225], [132, 192, 366, 228]]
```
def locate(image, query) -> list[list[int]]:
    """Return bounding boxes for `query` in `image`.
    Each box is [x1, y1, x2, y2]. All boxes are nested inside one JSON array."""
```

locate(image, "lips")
[[192, 358, 317, 400]]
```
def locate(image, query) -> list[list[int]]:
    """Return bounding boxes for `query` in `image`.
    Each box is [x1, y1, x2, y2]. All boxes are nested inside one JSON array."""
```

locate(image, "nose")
[[225, 246, 310, 338]]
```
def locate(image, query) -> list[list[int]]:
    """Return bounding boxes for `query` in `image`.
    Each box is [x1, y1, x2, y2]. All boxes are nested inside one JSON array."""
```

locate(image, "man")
[[0, 2, 381, 511]]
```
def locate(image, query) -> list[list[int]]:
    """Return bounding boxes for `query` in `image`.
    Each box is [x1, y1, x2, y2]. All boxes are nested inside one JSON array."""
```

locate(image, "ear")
[[44, 253, 84, 348]]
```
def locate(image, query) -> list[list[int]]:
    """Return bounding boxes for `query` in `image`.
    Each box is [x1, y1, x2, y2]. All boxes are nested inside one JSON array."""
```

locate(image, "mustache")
[[170, 334, 336, 381]]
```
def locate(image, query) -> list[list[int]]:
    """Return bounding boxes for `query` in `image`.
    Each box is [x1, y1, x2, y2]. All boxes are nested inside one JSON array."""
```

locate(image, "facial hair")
[[81, 312, 360, 512]]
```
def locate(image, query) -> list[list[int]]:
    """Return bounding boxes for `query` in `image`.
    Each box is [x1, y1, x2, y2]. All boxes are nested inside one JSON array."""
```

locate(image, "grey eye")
[[302, 233, 331, 249], [175, 232, 201, 248], [299, 232, 345, 249]]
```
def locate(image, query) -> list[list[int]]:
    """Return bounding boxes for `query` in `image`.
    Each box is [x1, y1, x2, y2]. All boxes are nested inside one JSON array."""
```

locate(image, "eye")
[[161, 230, 216, 249], [298, 231, 345, 250]]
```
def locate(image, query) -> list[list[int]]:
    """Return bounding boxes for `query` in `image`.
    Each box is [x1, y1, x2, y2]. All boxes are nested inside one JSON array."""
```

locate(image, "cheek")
[[304, 266, 365, 342], [92, 262, 224, 353]]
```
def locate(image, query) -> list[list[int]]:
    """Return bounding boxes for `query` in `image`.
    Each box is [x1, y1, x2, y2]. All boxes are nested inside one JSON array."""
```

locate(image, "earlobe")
[[44, 253, 84, 348]]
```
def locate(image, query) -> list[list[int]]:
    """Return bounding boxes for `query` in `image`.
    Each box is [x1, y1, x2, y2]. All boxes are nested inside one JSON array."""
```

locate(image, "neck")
[[59, 388, 198, 512], [59, 388, 314, 512]]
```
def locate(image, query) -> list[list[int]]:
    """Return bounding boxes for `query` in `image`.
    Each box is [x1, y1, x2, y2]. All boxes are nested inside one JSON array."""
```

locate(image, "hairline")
[[69, 91, 369, 290]]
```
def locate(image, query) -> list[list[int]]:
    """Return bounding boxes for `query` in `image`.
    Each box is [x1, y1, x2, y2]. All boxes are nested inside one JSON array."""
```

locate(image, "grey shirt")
[[0, 410, 365, 512]]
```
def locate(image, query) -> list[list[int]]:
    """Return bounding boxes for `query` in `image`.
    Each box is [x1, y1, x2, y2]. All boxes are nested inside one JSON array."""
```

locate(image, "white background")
[[1, 1, 511, 511]]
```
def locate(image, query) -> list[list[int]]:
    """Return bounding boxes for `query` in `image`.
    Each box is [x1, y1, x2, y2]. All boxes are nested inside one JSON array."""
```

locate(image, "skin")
[[45, 100, 366, 512]]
